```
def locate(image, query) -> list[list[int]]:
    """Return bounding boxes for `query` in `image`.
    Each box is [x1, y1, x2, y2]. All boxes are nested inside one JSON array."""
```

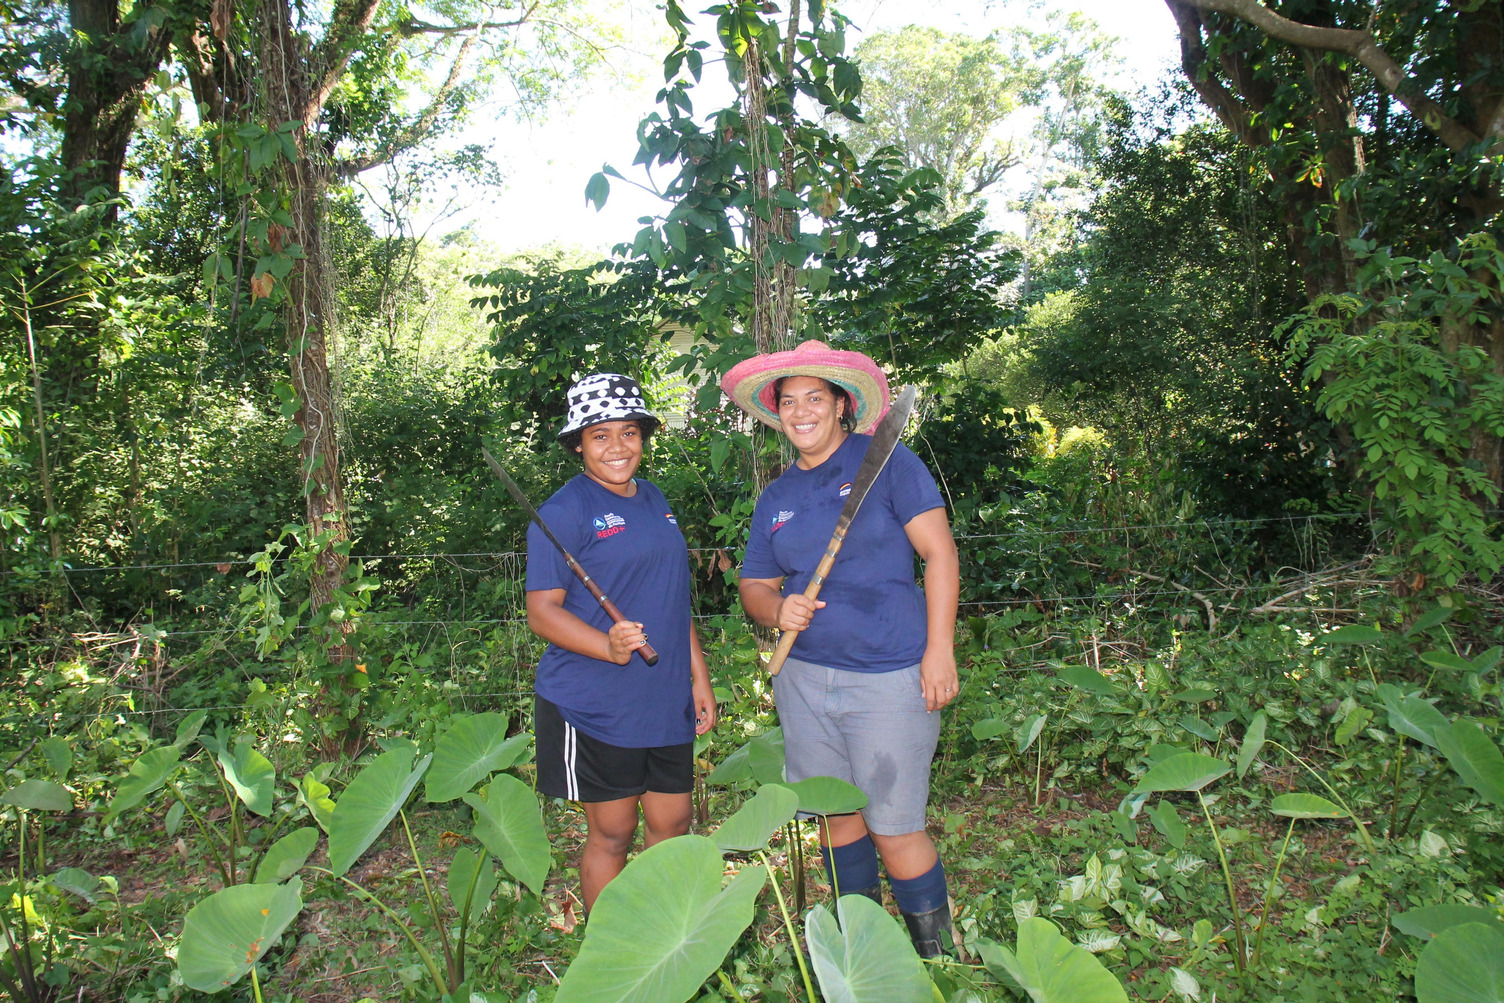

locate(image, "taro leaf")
[[1321, 624, 1383, 645], [1055, 665, 1117, 696], [108, 746, 184, 820], [707, 728, 784, 786], [1145, 744, 1187, 765], [1269, 794, 1344, 819], [554, 836, 764, 1003], [805, 894, 932, 1003], [1433, 720, 1504, 806], [425, 715, 531, 803], [51, 867, 100, 903], [971, 718, 1010, 742], [1472, 648, 1502, 676], [1171, 689, 1216, 704], [1017, 714, 1048, 753], [327, 749, 431, 877], [446, 847, 498, 917], [983, 917, 1129, 1003], [1381, 692, 1450, 748], [178, 877, 304, 992], [219, 739, 275, 817], [781, 776, 867, 816], [1407, 606, 1455, 637], [174, 709, 209, 749], [1412, 922, 1504, 1003], [253, 827, 318, 884], [39, 736, 72, 782], [1394, 905, 1504, 940], [1, 779, 71, 812], [464, 774, 550, 897], [1132, 753, 1230, 795], [1420, 651, 1475, 673], [1335, 707, 1373, 747], [298, 774, 335, 833], [1237, 711, 1267, 779], [1147, 800, 1187, 849], [714, 784, 800, 853], [1178, 716, 1218, 742]]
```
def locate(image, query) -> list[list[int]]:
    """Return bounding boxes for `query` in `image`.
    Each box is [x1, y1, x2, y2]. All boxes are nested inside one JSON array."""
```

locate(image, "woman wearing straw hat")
[[524, 373, 717, 914], [722, 341, 961, 957]]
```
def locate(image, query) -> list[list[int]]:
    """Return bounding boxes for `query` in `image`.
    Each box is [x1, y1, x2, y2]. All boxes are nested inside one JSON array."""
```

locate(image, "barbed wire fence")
[[0, 511, 1397, 740]]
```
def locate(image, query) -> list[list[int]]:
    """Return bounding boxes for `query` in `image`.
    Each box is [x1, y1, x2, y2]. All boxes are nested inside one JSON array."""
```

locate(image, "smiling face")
[[777, 375, 849, 468], [575, 420, 644, 496]]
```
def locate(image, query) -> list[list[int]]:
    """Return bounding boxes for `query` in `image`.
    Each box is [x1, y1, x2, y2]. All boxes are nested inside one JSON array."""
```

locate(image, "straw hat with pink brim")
[[721, 340, 891, 434]]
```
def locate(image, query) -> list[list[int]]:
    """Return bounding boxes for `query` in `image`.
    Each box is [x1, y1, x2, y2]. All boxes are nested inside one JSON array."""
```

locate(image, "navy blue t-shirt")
[[525, 475, 694, 748], [741, 434, 945, 672]]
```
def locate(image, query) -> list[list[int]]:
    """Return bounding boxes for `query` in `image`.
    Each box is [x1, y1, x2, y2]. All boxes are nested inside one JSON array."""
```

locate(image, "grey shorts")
[[771, 657, 941, 836]]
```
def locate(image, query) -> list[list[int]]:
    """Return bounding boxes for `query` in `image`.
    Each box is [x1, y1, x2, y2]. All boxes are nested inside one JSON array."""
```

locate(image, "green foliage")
[[177, 877, 304, 992], [805, 894, 935, 1003], [1287, 232, 1504, 586]]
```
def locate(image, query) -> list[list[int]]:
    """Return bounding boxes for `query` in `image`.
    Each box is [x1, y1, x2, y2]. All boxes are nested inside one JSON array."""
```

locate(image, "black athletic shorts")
[[534, 694, 693, 802]]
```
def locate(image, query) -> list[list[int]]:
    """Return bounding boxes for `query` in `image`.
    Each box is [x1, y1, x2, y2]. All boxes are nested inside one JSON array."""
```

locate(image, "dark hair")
[[560, 419, 655, 456], [772, 376, 856, 432]]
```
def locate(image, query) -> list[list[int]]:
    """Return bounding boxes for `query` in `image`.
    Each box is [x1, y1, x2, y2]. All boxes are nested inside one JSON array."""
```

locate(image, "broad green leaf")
[[584, 172, 610, 211], [1382, 693, 1450, 748], [174, 709, 209, 749], [1, 779, 71, 812], [1017, 714, 1048, 753], [1236, 711, 1267, 779], [1420, 651, 1475, 672], [1321, 624, 1383, 645], [447, 847, 498, 917], [39, 736, 72, 781], [805, 895, 932, 1002], [707, 728, 784, 786], [1335, 706, 1373, 746], [555, 836, 765, 1003], [1178, 715, 1218, 741], [464, 774, 551, 897], [1132, 753, 1230, 795], [1148, 800, 1187, 849], [1413, 922, 1504, 1003], [1055, 665, 1117, 695], [108, 746, 184, 820], [253, 827, 318, 884], [983, 917, 1129, 1003], [781, 776, 867, 816], [51, 867, 100, 903], [219, 739, 275, 817], [1406, 606, 1455, 636], [1170, 689, 1216, 703], [971, 718, 1010, 741], [1269, 793, 1344, 819], [1394, 905, 1504, 940], [714, 785, 800, 853], [1145, 744, 1188, 765], [327, 749, 431, 877], [1433, 720, 1504, 806], [1472, 647, 1502, 675], [178, 878, 304, 991], [165, 799, 186, 836], [298, 774, 335, 833], [426, 715, 531, 802]]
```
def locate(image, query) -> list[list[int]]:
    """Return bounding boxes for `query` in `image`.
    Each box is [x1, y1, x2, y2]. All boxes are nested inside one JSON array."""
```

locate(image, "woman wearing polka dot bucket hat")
[[523, 373, 717, 914]]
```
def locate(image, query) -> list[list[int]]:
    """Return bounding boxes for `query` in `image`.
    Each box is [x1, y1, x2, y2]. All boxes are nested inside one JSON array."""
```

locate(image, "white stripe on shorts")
[[563, 721, 579, 801]]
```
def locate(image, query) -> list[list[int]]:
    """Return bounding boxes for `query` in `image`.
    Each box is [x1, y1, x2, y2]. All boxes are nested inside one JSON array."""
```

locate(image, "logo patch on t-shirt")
[[838, 481, 853, 497], [665, 512, 678, 525], [593, 513, 627, 538], [771, 510, 795, 533]]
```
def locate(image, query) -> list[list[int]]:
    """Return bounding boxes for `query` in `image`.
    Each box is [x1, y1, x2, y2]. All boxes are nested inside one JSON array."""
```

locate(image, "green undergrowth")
[[3, 575, 1502, 1001]]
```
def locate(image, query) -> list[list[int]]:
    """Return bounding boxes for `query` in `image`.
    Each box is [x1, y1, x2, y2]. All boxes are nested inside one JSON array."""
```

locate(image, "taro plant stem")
[[311, 867, 448, 996], [168, 780, 233, 887], [759, 850, 818, 1002], [1198, 792, 1246, 973], [717, 968, 750, 1002], [1386, 738, 1405, 838], [1251, 817, 1296, 969], [400, 809, 454, 981]]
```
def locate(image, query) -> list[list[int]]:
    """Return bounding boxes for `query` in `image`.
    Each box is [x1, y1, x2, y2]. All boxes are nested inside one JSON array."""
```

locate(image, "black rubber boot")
[[842, 882, 883, 905], [901, 905, 955, 959]]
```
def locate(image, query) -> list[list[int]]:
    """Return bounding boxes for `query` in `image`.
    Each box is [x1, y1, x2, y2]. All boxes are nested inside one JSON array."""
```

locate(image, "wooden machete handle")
[[766, 531, 846, 676], [567, 553, 659, 666]]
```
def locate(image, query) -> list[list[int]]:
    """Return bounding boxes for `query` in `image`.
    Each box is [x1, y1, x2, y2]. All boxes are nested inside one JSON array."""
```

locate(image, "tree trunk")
[[60, 0, 175, 206]]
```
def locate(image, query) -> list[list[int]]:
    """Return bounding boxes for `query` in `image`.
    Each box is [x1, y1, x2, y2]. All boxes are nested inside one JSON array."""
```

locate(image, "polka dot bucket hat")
[[557, 373, 660, 440]]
